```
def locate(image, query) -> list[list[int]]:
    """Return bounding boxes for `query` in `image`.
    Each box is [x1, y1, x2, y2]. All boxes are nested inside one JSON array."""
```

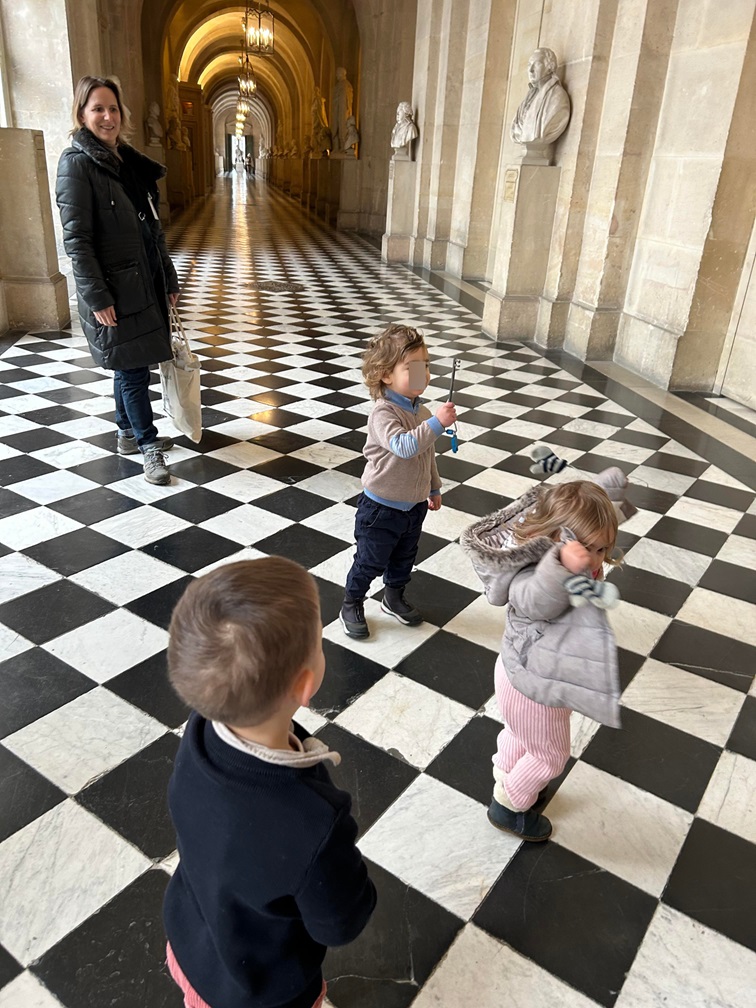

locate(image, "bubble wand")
[[446, 358, 460, 453]]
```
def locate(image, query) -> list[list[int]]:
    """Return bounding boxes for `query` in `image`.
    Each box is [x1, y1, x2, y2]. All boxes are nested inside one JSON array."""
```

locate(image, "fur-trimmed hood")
[[460, 486, 554, 605], [70, 127, 167, 182]]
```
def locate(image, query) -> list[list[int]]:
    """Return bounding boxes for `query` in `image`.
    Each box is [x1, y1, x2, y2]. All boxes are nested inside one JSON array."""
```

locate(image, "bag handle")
[[170, 304, 190, 354]]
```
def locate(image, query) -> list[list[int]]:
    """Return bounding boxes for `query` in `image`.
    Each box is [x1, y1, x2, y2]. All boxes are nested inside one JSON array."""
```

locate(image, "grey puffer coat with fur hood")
[[460, 486, 621, 728]]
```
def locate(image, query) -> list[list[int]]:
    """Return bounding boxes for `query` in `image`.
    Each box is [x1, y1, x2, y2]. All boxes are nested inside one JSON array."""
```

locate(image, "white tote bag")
[[160, 305, 202, 443]]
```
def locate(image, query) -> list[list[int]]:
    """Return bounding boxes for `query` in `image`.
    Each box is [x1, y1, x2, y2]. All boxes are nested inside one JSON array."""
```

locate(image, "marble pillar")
[[0, 129, 70, 331]]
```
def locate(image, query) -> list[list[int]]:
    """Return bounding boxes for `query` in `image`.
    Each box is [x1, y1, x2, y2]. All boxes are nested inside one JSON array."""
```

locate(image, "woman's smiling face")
[[79, 86, 121, 147]]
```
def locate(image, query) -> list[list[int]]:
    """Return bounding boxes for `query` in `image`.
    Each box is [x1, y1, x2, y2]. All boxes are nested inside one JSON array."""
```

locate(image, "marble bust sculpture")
[[511, 47, 570, 163], [391, 102, 419, 159], [145, 102, 163, 146]]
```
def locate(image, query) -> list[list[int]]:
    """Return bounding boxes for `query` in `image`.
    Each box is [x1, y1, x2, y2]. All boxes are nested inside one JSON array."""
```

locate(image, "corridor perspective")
[[1, 171, 755, 1007]]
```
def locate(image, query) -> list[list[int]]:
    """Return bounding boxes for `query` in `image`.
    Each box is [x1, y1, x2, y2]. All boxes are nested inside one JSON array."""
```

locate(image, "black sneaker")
[[118, 434, 174, 456], [340, 599, 369, 639], [487, 798, 552, 842], [381, 587, 423, 626]]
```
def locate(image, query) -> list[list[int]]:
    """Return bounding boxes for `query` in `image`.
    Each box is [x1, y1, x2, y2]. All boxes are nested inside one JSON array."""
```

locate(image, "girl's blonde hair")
[[71, 75, 133, 142], [362, 324, 426, 400], [516, 480, 620, 564]]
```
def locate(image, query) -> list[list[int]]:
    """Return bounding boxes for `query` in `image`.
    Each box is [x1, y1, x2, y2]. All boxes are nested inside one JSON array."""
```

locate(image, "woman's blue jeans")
[[113, 367, 158, 449]]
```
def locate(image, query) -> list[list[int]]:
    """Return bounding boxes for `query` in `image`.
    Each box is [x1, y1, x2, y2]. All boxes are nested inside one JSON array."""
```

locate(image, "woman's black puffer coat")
[[56, 127, 179, 370]]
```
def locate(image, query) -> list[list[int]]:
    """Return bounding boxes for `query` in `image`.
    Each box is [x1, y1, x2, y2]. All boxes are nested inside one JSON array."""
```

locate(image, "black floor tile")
[[125, 576, 195, 630], [313, 575, 347, 627], [474, 841, 657, 1007], [326, 430, 367, 454], [24, 526, 129, 575], [698, 559, 756, 604], [0, 942, 22, 992], [141, 528, 239, 573], [22, 405, 88, 427], [493, 453, 542, 478], [376, 570, 477, 628], [312, 641, 387, 720], [642, 452, 709, 478], [152, 486, 237, 522], [251, 407, 310, 428], [0, 486, 37, 519], [315, 722, 417, 835], [253, 456, 325, 484], [663, 818, 756, 953], [611, 564, 691, 617], [623, 483, 678, 514], [651, 621, 755, 693], [426, 715, 501, 804], [574, 452, 635, 477], [441, 484, 504, 518], [733, 513, 756, 540], [107, 651, 189, 728], [0, 580, 114, 644], [0, 455, 56, 487], [0, 744, 66, 843], [645, 516, 728, 557], [324, 859, 462, 1008], [467, 430, 532, 454], [68, 454, 143, 484], [166, 455, 241, 485], [726, 695, 756, 761], [252, 429, 316, 454], [2, 428, 72, 453], [33, 870, 181, 1008], [46, 485, 143, 525], [173, 429, 236, 454], [78, 733, 179, 858], [583, 707, 720, 812], [0, 648, 94, 739], [256, 524, 345, 568], [685, 480, 753, 513], [395, 630, 496, 709], [547, 429, 603, 453]]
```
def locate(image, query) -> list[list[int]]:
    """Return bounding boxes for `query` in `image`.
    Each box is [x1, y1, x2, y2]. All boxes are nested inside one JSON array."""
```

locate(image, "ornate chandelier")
[[243, 3, 274, 55]]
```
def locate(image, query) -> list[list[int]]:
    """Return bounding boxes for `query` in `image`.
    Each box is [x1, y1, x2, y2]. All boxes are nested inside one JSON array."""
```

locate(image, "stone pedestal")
[[482, 164, 560, 340], [316, 158, 330, 219], [382, 158, 417, 262], [166, 148, 194, 209], [0, 129, 69, 332]]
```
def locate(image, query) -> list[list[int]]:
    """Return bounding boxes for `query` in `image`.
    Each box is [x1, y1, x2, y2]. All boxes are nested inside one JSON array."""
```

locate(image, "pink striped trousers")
[[492, 656, 571, 811]]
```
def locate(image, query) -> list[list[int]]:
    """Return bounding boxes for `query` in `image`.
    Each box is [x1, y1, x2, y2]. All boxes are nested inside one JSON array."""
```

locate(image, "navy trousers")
[[113, 367, 158, 449], [345, 494, 428, 601]]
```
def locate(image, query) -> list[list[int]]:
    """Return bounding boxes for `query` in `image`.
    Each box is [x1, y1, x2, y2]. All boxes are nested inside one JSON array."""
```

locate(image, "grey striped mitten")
[[564, 574, 620, 609], [529, 443, 568, 476]]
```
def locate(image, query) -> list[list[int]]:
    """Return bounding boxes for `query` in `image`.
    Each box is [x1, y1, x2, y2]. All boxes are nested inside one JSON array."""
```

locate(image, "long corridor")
[[1, 174, 755, 1007]]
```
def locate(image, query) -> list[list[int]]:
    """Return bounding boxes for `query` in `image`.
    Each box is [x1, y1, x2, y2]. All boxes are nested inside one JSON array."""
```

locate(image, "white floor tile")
[[621, 658, 744, 746], [547, 762, 692, 896], [43, 609, 168, 682], [698, 750, 756, 845], [335, 671, 474, 769], [0, 553, 62, 604], [675, 588, 756, 648]]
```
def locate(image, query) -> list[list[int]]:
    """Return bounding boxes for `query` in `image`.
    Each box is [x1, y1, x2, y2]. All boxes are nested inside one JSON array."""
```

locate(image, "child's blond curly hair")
[[516, 481, 621, 566], [362, 324, 426, 400]]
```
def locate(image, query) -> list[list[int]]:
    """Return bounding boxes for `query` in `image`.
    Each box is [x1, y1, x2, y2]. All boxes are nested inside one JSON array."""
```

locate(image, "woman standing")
[[56, 76, 179, 485]]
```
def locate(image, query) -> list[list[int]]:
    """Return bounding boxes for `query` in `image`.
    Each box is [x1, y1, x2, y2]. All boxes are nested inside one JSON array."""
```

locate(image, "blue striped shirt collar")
[[383, 388, 421, 413]]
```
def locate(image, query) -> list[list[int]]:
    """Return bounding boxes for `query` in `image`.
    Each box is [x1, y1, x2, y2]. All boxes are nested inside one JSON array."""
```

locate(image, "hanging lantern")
[[244, 3, 274, 55]]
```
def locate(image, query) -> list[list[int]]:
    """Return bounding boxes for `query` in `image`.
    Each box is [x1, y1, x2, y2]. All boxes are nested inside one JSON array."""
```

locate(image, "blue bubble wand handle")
[[446, 358, 460, 453]]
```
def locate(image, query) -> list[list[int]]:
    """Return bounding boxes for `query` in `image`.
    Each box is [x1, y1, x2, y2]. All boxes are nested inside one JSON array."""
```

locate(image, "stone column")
[[0, 129, 70, 330]]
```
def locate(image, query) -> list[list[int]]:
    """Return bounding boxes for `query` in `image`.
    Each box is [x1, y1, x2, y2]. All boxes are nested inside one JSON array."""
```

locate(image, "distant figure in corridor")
[[56, 75, 178, 486]]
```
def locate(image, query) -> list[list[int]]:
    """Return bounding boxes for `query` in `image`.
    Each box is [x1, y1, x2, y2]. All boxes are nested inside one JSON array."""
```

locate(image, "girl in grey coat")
[[461, 473, 631, 842]]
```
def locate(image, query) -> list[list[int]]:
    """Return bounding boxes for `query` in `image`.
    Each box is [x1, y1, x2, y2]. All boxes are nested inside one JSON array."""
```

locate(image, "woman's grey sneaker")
[[340, 598, 369, 639], [118, 434, 174, 456], [142, 447, 170, 485], [487, 797, 552, 842], [381, 586, 423, 625]]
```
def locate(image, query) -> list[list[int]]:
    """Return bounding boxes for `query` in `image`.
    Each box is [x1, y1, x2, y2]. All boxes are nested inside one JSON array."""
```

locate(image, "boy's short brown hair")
[[167, 557, 322, 727], [362, 324, 426, 399]]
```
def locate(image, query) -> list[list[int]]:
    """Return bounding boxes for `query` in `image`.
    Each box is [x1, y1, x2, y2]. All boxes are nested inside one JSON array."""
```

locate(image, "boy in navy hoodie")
[[163, 557, 376, 1008]]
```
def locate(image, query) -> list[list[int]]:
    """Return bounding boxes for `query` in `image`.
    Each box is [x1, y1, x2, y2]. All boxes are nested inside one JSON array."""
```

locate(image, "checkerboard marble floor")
[[1, 173, 756, 1008]]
